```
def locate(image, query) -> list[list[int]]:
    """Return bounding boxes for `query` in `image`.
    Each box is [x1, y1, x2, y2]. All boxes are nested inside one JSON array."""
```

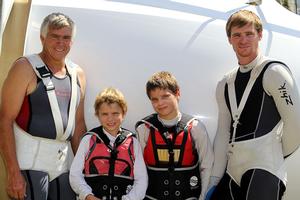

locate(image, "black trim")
[[36, 66, 51, 78], [25, 170, 35, 200], [56, 177, 61, 200]]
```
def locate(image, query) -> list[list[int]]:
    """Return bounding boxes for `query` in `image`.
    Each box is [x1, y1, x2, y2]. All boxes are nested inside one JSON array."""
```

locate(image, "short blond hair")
[[226, 10, 262, 37], [94, 87, 127, 115], [146, 71, 179, 99]]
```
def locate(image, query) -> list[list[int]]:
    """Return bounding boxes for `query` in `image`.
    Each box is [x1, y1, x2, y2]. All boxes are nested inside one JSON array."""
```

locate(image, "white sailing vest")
[[14, 54, 78, 181], [225, 60, 287, 186]]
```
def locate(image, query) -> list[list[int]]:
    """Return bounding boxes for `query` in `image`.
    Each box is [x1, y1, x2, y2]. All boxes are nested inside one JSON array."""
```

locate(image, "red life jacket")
[[83, 126, 135, 200], [135, 114, 201, 200], [137, 113, 198, 168]]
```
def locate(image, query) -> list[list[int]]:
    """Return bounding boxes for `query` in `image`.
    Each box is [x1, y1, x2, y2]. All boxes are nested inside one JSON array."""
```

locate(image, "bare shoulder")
[[5, 57, 36, 87], [75, 65, 86, 79], [9, 57, 34, 76], [75, 65, 86, 95], [0, 57, 36, 117]]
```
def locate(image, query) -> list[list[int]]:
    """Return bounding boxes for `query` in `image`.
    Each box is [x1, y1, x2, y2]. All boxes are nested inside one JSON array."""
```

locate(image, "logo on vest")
[[278, 81, 293, 105], [126, 184, 133, 194], [190, 176, 198, 187]]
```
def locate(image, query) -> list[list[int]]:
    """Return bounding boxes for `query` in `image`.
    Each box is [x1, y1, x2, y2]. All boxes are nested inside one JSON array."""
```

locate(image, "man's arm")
[[71, 66, 87, 154], [0, 58, 35, 200], [263, 63, 300, 157], [207, 79, 231, 193]]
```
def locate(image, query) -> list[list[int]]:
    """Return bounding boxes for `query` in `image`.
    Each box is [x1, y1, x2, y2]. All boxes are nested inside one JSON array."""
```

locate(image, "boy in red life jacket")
[[70, 87, 148, 200], [135, 71, 214, 200]]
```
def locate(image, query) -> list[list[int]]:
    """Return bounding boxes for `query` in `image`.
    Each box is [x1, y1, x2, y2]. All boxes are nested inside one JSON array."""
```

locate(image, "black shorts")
[[211, 169, 285, 200], [21, 170, 76, 200]]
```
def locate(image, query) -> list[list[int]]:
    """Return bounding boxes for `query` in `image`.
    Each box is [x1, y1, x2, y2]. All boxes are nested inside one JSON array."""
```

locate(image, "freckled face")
[[97, 102, 124, 136]]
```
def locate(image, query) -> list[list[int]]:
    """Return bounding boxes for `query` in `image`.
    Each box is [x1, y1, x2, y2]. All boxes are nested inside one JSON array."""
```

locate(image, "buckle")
[[45, 81, 55, 91], [36, 66, 51, 78]]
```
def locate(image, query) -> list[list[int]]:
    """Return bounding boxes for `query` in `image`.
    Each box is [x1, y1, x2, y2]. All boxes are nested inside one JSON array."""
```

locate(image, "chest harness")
[[226, 60, 287, 185], [84, 126, 135, 200], [14, 54, 78, 181], [136, 113, 201, 200]]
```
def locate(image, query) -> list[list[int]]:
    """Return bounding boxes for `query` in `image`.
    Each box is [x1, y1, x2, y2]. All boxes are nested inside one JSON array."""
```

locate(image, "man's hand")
[[6, 170, 26, 200]]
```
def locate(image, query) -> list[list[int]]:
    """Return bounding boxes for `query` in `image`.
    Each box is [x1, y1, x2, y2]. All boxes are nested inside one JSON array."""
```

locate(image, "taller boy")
[[209, 10, 300, 200], [136, 71, 213, 200]]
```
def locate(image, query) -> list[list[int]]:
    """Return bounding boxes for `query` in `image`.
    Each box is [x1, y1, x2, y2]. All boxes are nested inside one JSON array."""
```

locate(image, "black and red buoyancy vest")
[[135, 114, 201, 200], [83, 126, 135, 200]]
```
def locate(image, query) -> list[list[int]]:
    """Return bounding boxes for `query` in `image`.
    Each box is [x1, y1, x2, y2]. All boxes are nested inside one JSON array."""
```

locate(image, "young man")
[[136, 71, 213, 200], [208, 10, 300, 200], [0, 13, 86, 200]]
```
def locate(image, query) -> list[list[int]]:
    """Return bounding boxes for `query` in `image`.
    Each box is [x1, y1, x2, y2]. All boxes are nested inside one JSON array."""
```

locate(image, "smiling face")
[[149, 88, 180, 120], [228, 23, 262, 65], [40, 26, 73, 62], [97, 102, 124, 136]]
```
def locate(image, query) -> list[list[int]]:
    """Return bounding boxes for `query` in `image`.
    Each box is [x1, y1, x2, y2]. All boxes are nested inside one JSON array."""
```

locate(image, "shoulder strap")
[[114, 128, 133, 148], [60, 59, 78, 141], [26, 54, 64, 140], [136, 113, 196, 135], [25, 54, 78, 141], [135, 113, 161, 132], [177, 113, 196, 133], [89, 126, 133, 149]]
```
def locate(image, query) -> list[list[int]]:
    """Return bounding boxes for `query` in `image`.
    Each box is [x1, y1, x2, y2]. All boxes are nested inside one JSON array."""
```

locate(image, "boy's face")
[[149, 88, 180, 120], [97, 102, 124, 136]]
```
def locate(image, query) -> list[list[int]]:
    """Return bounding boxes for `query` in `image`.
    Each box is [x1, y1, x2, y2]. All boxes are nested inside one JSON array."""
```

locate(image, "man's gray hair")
[[40, 12, 76, 39]]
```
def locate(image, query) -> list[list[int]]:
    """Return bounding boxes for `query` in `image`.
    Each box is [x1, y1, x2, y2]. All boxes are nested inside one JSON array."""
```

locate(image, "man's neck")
[[238, 53, 258, 65], [39, 52, 66, 76]]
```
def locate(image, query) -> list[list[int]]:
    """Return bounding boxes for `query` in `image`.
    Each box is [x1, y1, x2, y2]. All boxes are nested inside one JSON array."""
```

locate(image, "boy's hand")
[[205, 186, 216, 200], [85, 194, 101, 200]]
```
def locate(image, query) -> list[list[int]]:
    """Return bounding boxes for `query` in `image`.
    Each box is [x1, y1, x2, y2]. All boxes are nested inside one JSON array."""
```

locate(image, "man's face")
[[228, 23, 262, 63], [40, 27, 73, 62], [149, 88, 180, 120]]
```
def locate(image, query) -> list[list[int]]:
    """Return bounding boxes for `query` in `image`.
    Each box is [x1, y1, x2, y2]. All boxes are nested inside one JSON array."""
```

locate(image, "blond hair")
[[94, 87, 127, 115]]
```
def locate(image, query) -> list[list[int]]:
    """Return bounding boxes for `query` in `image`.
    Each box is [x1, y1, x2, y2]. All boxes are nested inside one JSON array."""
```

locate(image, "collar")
[[102, 127, 122, 143], [158, 112, 182, 127], [239, 53, 267, 73]]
